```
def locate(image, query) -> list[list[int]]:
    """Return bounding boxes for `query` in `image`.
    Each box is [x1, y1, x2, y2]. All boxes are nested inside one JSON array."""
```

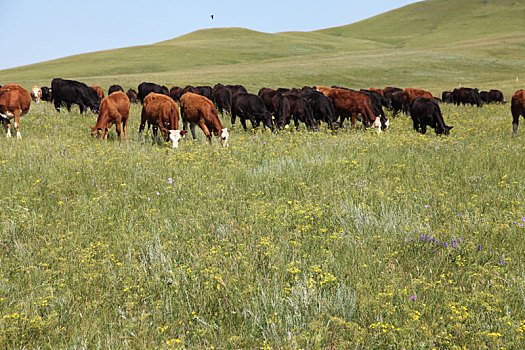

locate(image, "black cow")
[[231, 92, 273, 131], [196, 86, 213, 100], [282, 92, 317, 130], [126, 89, 138, 103], [453, 88, 482, 107], [138, 82, 167, 103], [488, 89, 505, 104], [41, 86, 52, 102], [301, 90, 338, 128], [480, 91, 489, 104], [383, 87, 403, 117], [410, 97, 453, 135], [212, 84, 232, 117], [442, 91, 454, 103], [258, 88, 291, 129], [225, 85, 247, 96], [170, 86, 183, 102], [108, 85, 124, 95], [51, 78, 100, 113], [183, 85, 200, 96]]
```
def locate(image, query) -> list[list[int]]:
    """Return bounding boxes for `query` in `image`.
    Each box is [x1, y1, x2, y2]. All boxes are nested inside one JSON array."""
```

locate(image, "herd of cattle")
[[1, 78, 525, 146]]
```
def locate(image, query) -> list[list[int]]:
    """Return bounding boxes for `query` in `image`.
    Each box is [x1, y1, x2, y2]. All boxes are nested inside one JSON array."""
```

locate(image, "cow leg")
[[240, 117, 248, 131], [138, 111, 146, 141], [54, 100, 61, 112], [13, 110, 21, 139], [5, 120, 11, 138], [198, 120, 211, 144], [420, 125, 427, 134], [190, 124, 198, 140], [231, 113, 236, 126], [122, 118, 128, 139], [66, 103, 72, 112]]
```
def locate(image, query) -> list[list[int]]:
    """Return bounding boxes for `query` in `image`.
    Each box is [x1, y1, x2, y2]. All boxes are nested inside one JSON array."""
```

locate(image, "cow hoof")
[[16, 132, 21, 139]]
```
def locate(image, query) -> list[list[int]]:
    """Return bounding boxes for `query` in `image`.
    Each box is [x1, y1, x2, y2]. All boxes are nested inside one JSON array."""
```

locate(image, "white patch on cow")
[[1, 111, 14, 120], [6, 129, 11, 138], [169, 130, 183, 148], [373, 117, 382, 133], [220, 128, 229, 147], [16, 131, 21, 139], [385, 119, 390, 129], [14, 122, 18, 129]]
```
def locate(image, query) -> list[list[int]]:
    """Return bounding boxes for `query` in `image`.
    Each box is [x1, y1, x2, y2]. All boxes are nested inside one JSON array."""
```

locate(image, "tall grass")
[[0, 100, 524, 348]]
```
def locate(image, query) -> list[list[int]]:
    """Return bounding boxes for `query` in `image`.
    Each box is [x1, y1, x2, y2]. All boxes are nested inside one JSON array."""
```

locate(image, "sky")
[[0, 0, 420, 70]]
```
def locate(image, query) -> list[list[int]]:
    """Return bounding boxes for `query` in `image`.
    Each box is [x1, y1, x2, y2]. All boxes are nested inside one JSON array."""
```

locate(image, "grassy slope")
[[1, 0, 524, 96]]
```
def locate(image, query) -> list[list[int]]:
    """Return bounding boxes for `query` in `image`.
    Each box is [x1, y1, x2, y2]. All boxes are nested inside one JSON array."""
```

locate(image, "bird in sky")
[[210, 14, 214, 20]]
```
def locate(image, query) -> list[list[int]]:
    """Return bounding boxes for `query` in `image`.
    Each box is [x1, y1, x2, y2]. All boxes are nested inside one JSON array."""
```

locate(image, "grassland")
[[0, 100, 524, 348], [1, 0, 525, 347], [1, 0, 524, 97]]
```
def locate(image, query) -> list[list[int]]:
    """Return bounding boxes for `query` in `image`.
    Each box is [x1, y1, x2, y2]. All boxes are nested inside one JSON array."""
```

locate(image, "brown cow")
[[139, 93, 187, 148], [180, 92, 229, 147], [91, 85, 105, 100], [402, 88, 433, 115], [30, 86, 42, 102], [315, 86, 381, 132], [90, 91, 130, 140], [511, 90, 525, 134], [0, 84, 31, 139]]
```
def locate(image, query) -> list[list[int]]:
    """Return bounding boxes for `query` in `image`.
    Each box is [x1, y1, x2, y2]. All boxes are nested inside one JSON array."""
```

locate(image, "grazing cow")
[[90, 91, 130, 140], [453, 87, 482, 107], [108, 85, 124, 95], [402, 88, 433, 115], [183, 85, 200, 96], [231, 92, 273, 131], [410, 97, 452, 135], [360, 89, 390, 130], [169, 86, 183, 102], [301, 90, 337, 128], [91, 85, 105, 100], [139, 93, 186, 148], [212, 84, 232, 117], [137, 82, 167, 103], [180, 92, 229, 146], [442, 91, 454, 103], [258, 88, 292, 130], [383, 87, 403, 117], [41, 86, 52, 102], [196, 86, 213, 100], [480, 91, 489, 104], [316, 86, 381, 132], [51, 78, 100, 113], [511, 90, 525, 134], [30, 86, 42, 103], [0, 84, 31, 139], [225, 84, 247, 96], [488, 89, 505, 104], [282, 92, 317, 130], [126, 89, 138, 103]]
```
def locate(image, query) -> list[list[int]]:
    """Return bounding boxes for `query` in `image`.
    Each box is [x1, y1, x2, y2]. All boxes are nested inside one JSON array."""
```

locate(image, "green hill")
[[2, 0, 524, 96]]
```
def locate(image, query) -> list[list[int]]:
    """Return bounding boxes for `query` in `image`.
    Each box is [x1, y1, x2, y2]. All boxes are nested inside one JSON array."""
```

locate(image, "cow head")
[[219, 128, 229, 147], [372, 116, 382, 134], [169, 130, 188, 148]]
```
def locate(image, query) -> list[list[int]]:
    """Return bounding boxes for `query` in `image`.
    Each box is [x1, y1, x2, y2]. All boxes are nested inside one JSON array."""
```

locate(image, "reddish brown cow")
[[91, 85, 105, 100], [139, 93, 186, 148], [402, 88, 433, 115], [180, 92, 229, 146], [0, 84, 31, 139], [315, 86, 381, 132], [511, 90, 525, 134], [90, 91, 130, 140]]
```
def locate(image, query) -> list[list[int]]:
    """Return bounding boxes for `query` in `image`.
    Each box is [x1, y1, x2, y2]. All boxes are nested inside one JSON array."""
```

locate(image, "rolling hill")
[[1, 0, 524, 96]]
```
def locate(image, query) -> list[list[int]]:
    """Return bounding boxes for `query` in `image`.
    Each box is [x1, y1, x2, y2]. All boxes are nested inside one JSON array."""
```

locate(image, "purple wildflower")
[[410, 296, 416, 301], [156, 192, 160, 196], [519, 223, 524, 227], [478, 244, 481, 251], [424, 205, 429, 208], [263, 142, 266, 145], [147, 197, 151, 201], [168, 178, 173, 184]]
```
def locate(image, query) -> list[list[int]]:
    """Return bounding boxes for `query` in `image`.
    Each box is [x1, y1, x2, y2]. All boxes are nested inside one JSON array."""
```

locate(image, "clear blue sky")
[[1, 0, 419, 70]]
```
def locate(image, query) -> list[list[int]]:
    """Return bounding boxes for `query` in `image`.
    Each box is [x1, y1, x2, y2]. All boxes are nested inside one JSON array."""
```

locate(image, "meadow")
[[0, 100, 524, 348]]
